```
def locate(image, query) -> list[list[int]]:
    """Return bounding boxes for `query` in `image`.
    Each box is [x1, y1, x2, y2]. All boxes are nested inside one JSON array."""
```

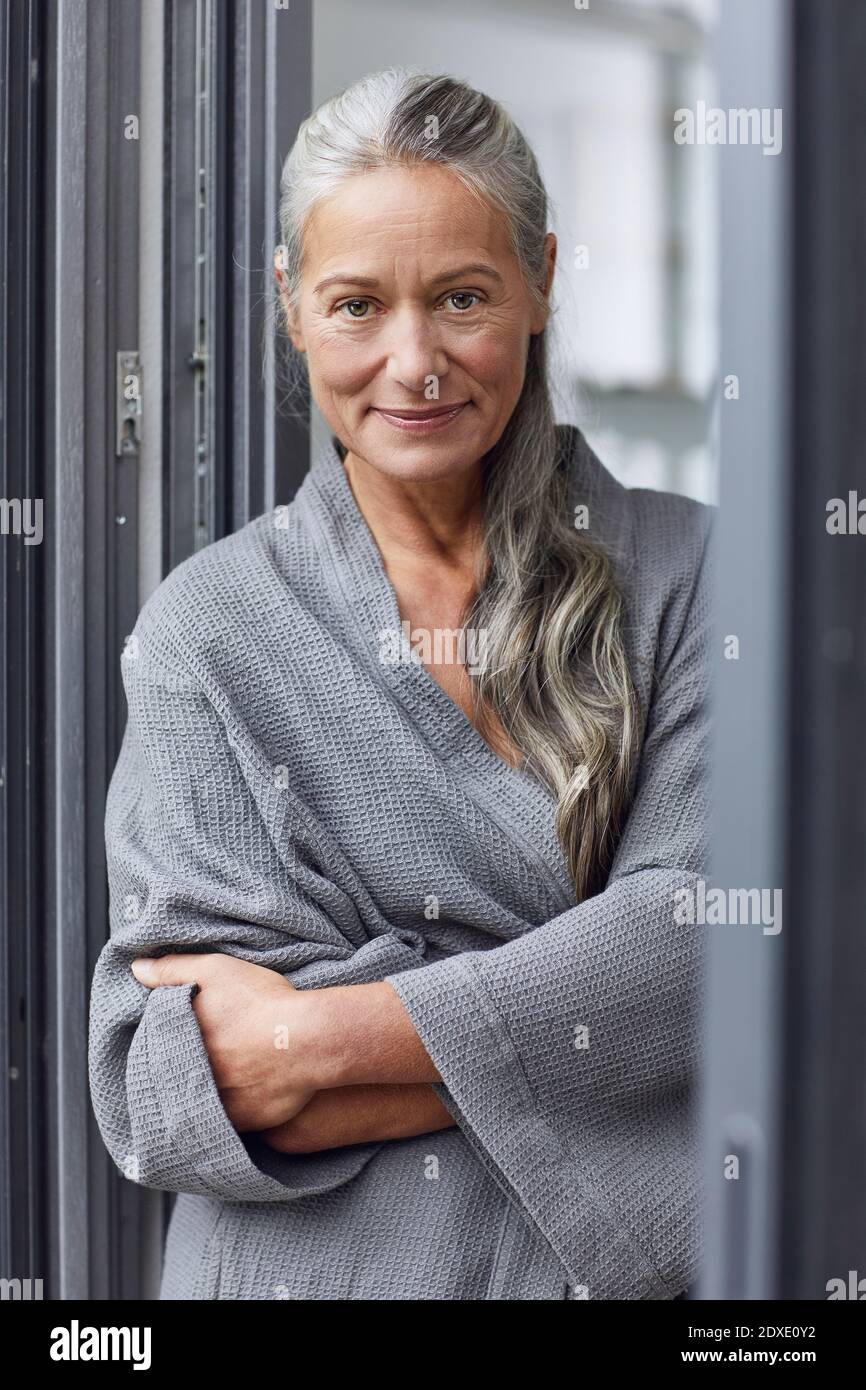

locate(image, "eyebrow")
[[312, 263, 506, 296]]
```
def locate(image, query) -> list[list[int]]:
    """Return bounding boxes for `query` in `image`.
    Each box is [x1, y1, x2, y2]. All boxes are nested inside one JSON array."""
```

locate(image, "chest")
[[386, 569, 524, 771]]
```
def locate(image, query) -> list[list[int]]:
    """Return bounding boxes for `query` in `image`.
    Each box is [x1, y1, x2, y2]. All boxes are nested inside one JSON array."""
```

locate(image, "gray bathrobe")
[[88, 423, 715, 1300]]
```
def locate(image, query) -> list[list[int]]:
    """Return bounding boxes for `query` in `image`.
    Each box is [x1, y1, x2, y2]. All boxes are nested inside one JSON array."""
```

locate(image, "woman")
[[88, 69, 714, 1300]]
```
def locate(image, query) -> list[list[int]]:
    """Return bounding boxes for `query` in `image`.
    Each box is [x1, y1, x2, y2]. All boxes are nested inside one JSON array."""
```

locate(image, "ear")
[[530, 232, 557, 334], [274, 253, 306, 353]]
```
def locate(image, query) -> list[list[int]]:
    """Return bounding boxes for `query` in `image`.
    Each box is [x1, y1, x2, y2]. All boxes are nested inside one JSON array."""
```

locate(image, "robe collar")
[[297, 431, 614, 914]]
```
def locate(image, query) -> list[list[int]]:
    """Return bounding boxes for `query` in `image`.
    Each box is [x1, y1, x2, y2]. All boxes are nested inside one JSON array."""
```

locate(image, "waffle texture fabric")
[[88, 424, 715, 1300]]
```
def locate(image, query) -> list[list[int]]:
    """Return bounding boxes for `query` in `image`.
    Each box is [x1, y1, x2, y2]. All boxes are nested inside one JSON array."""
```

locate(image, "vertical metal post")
[[164, 0, 312, 577], [43, 0, 146, 1300], [229, 0, 312, 528], [781, 0, 866, 1298], [701, 0, 791, 1299], [50, 0, 91, 1303], [0, 0, 49, 1300]]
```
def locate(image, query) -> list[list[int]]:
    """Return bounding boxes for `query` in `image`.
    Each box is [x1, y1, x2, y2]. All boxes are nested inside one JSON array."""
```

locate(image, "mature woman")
[[88, 69, 714, 1301]]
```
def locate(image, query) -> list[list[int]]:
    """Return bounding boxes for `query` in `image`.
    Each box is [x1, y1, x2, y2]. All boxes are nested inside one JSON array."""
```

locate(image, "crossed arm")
[[131, 953, 456, 1153]]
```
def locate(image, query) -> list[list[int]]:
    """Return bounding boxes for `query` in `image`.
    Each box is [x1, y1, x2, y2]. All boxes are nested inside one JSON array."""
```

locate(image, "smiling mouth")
[[369, 403, 467, 417], [369, 400, 469, 430]]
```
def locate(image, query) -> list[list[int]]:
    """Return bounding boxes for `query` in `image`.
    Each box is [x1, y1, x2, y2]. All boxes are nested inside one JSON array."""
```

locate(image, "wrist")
[[305, 981, 440, 1089], [300, 983, 371, 1090]]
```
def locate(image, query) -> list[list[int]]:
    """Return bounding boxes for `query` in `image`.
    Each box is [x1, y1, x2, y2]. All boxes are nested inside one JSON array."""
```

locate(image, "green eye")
[[336, 293, 479, 318], [446, 292, 479, 311], [339, 299, 371, 318]]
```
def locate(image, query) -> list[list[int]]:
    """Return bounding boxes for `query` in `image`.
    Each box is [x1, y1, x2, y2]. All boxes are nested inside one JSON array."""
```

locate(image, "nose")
[[383, 305, 449, 394]]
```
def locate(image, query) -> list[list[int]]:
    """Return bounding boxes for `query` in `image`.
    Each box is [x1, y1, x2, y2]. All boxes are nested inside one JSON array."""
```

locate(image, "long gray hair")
[[275, 69, 640, 903]]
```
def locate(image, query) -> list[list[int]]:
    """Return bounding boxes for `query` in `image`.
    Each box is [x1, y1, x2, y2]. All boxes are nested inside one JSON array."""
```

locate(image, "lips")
[[373, 403, 468, 419], [369, 400, 469, 430]]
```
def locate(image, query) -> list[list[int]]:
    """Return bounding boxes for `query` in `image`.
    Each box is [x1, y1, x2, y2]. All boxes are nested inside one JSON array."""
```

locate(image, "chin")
[[371, 441, 487, 483], [354, 413, 489, 477]]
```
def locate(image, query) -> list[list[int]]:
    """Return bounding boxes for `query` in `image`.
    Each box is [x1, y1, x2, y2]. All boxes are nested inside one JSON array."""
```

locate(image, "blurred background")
[[2, 0, 865, 1304]]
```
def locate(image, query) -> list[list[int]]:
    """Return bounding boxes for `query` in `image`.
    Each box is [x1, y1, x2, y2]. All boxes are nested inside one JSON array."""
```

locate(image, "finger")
[[131, 954, 208, 988]]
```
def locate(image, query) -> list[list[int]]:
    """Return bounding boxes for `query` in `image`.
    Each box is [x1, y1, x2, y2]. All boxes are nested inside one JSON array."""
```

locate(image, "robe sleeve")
[[88, 631, 422, 1203], [383, 507, 716, 1300]]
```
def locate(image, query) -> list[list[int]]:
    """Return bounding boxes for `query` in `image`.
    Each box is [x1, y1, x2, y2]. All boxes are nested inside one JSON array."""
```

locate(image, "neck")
[[341, 447, 486, 573]]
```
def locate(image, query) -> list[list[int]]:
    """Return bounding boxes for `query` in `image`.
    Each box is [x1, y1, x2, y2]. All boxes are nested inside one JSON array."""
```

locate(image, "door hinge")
[[116, 350, 143, 457]]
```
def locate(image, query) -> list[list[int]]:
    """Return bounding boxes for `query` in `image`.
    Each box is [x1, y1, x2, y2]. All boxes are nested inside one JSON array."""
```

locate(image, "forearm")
[[259, 1081, 455, 1154], [309, 980, 443, 1088]]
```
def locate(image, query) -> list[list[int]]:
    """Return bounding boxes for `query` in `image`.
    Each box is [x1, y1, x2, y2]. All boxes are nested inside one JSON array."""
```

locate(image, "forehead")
[[299, 164, 515, 281]]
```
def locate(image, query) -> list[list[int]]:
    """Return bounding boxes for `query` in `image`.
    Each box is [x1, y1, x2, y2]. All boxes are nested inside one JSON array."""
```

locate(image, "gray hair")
[[275, 69, 640, 902]]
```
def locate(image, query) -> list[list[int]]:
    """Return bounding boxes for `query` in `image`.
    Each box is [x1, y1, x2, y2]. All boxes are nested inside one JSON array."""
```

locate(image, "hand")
[[130, 952, 321, 1132]]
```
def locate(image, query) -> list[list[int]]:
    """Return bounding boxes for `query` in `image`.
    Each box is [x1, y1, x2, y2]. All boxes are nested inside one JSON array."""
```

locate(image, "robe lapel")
[[297, 436, 580, 915]]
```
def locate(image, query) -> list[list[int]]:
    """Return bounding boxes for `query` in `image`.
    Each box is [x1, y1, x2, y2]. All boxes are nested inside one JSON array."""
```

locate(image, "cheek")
[[458, 323, 528, 399], [303, 314, 530, 409], [306, 326, 376, 400]]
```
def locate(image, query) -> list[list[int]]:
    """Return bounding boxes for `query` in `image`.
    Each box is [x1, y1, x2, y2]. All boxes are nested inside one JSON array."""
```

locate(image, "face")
[[276, 163, 556, 485]]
